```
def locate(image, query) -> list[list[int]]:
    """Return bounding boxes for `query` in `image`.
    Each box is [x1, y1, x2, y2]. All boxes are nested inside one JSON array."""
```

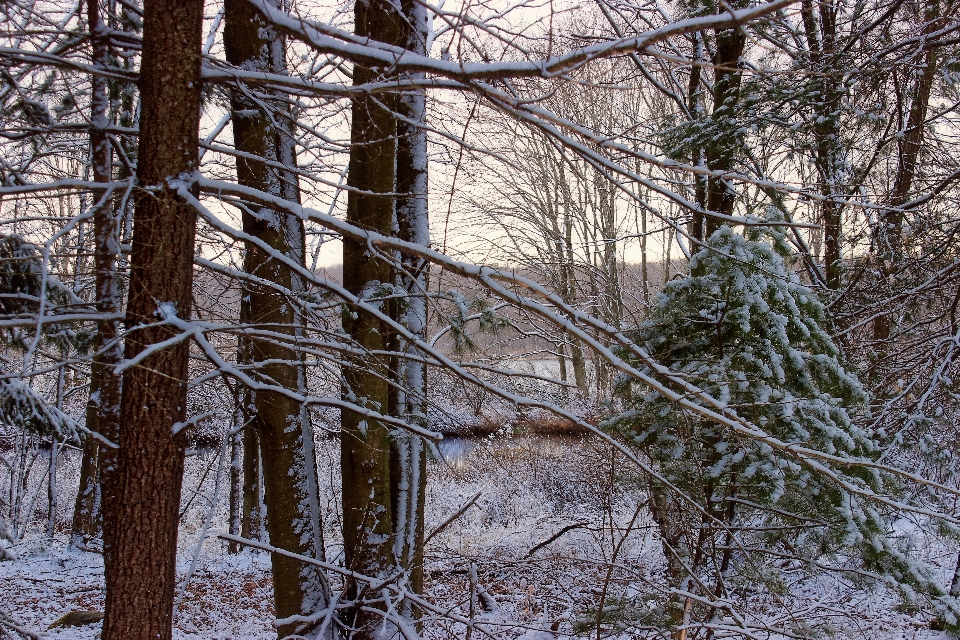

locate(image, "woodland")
[[2, 0, 960, 638]]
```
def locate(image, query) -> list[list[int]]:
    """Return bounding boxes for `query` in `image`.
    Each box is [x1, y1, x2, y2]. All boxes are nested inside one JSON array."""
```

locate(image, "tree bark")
[[688, 32, 708, 242], [241, 416, 263, 541], [873, 2, 940, 339], [100, 0, 203, 636], [704, 22, 747, 238], [71, 0, 122, 552], [227, 392, 243, 554], [800, 0, 846, 289], [559, 168, 588, 392], [238, 287, 263, 543], [342, 0, 405, 635], [223, 0, 329, 633], [390, 0, 429, 614]]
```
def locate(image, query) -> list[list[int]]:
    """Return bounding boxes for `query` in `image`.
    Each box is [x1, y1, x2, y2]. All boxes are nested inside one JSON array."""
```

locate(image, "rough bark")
[[224, 0, 328, 633], [71, 0, 122, 552], [241, 416, 263, 541], [100, 0, 203, 636], [688, 32, 708, 242], [597, 178, 622, 397], [342, 0, 404, 634], [800, 0, 846, 289], [704, 23, 747, 238], [238, 288, 263, 543], [227, 398, 243, 554]]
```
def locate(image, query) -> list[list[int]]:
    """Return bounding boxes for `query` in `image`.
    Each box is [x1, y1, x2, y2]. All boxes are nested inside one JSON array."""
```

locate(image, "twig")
[[525, 521, 591, 558], [423, 492, 481, 548], [0, 608, 44, 640]]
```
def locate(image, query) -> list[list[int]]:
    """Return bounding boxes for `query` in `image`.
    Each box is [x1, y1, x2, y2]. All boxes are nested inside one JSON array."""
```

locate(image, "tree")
[[71, 0, 124, 550], [798, 0, 845, 289], [390, 0, 430, 613], [340, 0, 420, 632], [223, 0, 329, 633], [608, 222, 958, 635], [100, 0, 204, 637], [872, 1, 948, 338]]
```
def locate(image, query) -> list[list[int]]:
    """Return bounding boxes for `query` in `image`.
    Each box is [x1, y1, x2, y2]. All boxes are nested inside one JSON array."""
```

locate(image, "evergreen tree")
[[607, 222, 959, 635]]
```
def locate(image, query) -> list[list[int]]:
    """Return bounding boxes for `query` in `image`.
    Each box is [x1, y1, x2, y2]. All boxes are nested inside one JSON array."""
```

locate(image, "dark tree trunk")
[[873, 2, 940, 339], [704, 24, 747, 238], [223, 0, 329, 634], [71, 0, 122, 552], [241, 417, 263, 541], [800, 0, 846, 289], [100, 0, 204, 636], [239, 288, 262, 543], [816, 1, 844, 290], [228, 423, 242, 554], [688, 32, 708, 242], [227, 373, 245, 555], [342, 0, 404, 635]]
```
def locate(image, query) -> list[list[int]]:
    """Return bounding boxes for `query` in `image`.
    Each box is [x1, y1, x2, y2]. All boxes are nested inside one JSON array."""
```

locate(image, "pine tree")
[[607, 221, 958, 634], [100, 0, 205, 635]]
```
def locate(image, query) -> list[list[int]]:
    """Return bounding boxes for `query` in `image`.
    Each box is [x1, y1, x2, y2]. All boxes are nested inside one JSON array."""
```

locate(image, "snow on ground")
[[2, 435, 957, 639], [1, 541, 275, 639]]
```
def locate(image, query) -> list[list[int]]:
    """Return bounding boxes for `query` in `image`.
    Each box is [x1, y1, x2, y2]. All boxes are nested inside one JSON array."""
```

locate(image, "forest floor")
[[1, 435, 956, 639]]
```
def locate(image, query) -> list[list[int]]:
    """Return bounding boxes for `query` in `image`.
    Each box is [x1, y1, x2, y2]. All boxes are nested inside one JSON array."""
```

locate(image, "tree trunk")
[[100, 0, 203, 636], [342, 0, 405, 635], [801, 0, 846, 290], [224, 0, 329, 633], [238, 286, 263, 542], [817, 2, 843, 291], [704, 21, 747, 238], [241, 417, 263, 541], [688, 31, 708, 242], [873, 2, 940, 339], [71, 0, 122, 552], [640, 202, 649, 304], [390, 0, 429, 613], [228, 400, 243, 554], [561, 180, 588, 393], [47, 436, 58, 537]]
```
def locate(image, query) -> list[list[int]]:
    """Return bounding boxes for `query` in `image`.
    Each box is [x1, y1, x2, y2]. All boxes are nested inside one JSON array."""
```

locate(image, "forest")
[[2, 0, 960, 638]]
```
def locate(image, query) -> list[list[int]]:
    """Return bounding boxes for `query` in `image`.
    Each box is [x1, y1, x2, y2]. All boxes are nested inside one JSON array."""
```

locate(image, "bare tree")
[[223, 0, 329, 633], [70, 0, 124, 551]]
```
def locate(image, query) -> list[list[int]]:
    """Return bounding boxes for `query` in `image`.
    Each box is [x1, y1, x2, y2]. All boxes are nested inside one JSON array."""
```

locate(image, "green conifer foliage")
[[607, 224, 958, 632]]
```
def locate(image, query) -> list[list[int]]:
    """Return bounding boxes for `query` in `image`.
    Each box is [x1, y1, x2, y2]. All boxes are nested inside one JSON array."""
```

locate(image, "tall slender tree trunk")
[[818, 2, 843, 291], [238, 289, 263, 542], [560, 177, 588, 393], [223, 0, 329, 634], [342, 0, 407, 635], [704, 21, 747, 238], [227, 406, 243, 554], [47, 437, 58, 537], [100, 0, 203, 636], [241, 422, 263, 540], [873, 2, 940, 340], [801, 0, 845, 290], [688, 32, 708, 242], [390, 0, 429, 613], [72, 0, 122, 551], [639, 203, 649, 304]]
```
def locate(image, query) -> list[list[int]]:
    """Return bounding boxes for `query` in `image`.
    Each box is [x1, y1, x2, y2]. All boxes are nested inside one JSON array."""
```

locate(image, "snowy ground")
[[2, 435, 956, 639]]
